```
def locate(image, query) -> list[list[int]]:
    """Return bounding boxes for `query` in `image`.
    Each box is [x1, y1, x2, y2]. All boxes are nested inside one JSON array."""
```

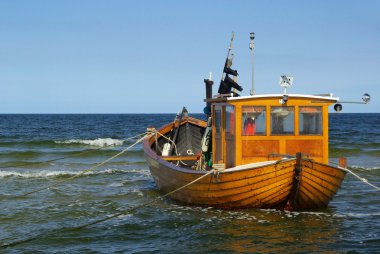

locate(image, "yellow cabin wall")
[[212, 97, 334, 167]]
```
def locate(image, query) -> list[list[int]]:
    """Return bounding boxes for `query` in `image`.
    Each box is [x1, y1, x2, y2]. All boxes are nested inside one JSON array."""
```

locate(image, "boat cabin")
[[207, 94, 338, 168]]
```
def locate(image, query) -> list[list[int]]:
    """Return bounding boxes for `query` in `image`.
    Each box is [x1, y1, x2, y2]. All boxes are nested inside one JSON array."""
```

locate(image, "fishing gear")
[[217, 31, 242, 96]]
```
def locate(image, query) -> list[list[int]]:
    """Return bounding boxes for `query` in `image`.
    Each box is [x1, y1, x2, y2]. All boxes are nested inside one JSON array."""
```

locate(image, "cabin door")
[[214, 106, 223, 164], [225, 106, 236, 168], [213, 105, 235, 168]]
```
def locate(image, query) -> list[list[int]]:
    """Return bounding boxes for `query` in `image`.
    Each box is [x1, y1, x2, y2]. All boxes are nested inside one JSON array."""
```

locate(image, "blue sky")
[[0, 0, 378, 113]]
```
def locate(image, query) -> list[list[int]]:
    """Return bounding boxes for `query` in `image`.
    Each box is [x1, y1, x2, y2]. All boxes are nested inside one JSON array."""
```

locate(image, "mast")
[[217, 32, 242, 96], [221, 31, 235, 83], [249, 32, 255, 96]]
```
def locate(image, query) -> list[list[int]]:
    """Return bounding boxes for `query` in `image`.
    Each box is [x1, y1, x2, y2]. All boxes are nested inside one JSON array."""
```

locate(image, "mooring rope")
[[325, 161, 380, 192], [0, 168, 218, 249], [338, 166, 380, 191], [73, 168, 217, 229], [0, 132, 148, 169], [276, 156, 380, 192], [14, 132, 151, 198]]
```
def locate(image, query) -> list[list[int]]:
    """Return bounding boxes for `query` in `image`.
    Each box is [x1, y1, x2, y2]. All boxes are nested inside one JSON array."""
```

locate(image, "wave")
[[0, 140, 57, 147], [329, 147, 380, 157], [329, 148, 363, 155], [55, 138, 124, 147], [0, 151, 145, 166], [350, 165, 380, 171], [0, 168, 150, 178], [0, 138, 131, 148]]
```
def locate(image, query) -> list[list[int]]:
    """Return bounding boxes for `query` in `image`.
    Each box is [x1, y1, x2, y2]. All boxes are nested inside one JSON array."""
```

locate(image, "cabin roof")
[[205, 94, 339, 103]]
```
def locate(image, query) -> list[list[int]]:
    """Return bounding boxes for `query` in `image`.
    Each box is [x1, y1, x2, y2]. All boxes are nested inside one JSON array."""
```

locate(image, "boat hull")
[[143, 118, 346, 210]]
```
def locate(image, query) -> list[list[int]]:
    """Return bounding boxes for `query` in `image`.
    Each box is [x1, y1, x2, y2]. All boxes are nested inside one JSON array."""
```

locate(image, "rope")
[[272, 156, 380, 192], [0, 132, 147, 169], [0, 168, 218, 249], [337, 165, 380, 191], [14, 133, 152, 198], [73, 168, 217, 229]]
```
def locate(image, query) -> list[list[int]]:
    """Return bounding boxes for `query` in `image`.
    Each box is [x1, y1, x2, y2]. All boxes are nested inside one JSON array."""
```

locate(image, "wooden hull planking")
[[143, 117, 346, 210], [294, 160, 346, 210]]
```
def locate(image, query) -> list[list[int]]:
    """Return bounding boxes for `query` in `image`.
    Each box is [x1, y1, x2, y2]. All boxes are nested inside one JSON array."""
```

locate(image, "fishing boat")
[[143, 33, 370, 210]]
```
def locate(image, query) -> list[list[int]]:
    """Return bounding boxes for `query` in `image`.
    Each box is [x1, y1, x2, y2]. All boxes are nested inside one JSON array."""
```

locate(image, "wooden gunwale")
[[146, 116, 207, 146], [162, 155, 200, 161]]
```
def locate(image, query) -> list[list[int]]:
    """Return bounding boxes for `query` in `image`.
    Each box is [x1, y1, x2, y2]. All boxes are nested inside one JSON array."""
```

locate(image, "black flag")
[[224, 66, 238, 76], [218, 75, 243, 94]]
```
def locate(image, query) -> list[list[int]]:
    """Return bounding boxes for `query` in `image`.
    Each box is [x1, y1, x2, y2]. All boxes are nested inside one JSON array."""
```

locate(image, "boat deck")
[[152, 120, 205, 169]]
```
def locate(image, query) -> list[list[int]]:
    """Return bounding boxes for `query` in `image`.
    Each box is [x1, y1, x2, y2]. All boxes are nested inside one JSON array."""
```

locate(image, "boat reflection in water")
[[200, 209, 341, 253]]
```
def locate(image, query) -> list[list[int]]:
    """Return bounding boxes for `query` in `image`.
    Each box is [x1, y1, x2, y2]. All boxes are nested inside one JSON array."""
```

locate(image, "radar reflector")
[[279, 75, 293, 94]]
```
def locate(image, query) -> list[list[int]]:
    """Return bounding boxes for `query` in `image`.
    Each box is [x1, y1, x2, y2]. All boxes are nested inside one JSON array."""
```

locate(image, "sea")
[[0, 113, 379, 253]]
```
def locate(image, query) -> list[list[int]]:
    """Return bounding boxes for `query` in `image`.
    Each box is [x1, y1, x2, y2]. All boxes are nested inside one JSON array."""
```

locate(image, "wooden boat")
[[143, 33, 348, 210]]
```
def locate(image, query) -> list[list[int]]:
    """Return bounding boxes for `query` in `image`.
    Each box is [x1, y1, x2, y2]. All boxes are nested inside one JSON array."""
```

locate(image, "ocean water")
[[0, 113, 379, 253]]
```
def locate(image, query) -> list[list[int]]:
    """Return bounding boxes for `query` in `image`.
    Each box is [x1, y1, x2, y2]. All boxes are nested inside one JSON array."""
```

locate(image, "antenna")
[[249, 32, 255, 95]]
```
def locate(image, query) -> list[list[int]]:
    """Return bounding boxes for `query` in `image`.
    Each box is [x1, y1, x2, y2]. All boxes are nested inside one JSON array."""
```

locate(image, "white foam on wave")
[[351, 165, 380, 171], [0, 168, 141, 178], [108, 182, 124, 187], [335, 212, 380, 218], [55, 138, 124, 147], [0, 170, 82, 178]]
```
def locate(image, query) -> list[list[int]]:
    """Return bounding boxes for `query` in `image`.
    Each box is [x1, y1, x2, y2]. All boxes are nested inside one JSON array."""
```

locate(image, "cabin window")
[[270, 106, 294, 135], [225, 106, 235, 135], [299, 106, 322, 135], [215, 107, 222, 134], [242, 106, 266, 136]]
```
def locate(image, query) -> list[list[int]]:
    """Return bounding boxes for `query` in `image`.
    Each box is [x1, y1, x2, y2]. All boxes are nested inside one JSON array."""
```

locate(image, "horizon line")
[[0, 112, 378, 114]]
